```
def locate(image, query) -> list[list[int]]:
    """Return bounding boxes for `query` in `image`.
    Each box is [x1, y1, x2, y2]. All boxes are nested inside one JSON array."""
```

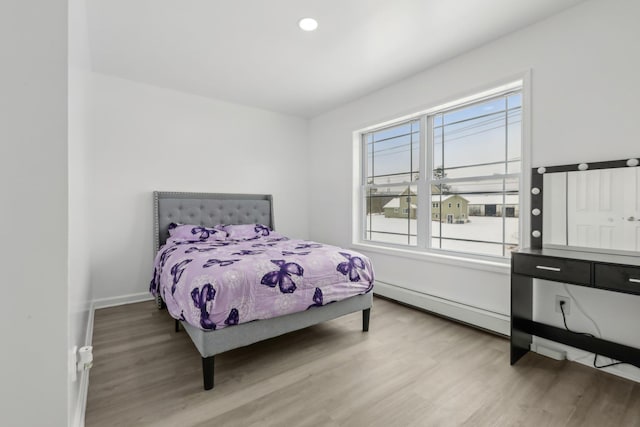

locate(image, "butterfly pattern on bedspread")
[[185, 246, 219, 254], [170, 259, 193, 295], [191, 226, 221, 240], [308, 287, 324, 308], [191, 284, 217, 329], [151, 232, 374, 331], [203, 258, 241, 268], [260, 260, 304, 294], [225, 308, 240, 326], [254, 224, 271, 236], [232, 249, 265, 256]]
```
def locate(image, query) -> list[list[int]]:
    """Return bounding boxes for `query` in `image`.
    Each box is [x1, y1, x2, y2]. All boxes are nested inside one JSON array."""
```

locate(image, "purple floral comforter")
[[150, 233, 374, 331]]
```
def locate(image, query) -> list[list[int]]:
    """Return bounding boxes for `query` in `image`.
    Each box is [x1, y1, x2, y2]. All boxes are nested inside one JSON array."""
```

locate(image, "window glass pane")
[[433, 92, 522, 181], [441, 110, 506, 172], [364, 185, 417, 246], [507, 101, 522, 174], [433, 126, 443, 179], [370, 134, 412, 184], [443, 97, 505, 126], [366, 139, 373, 183], [412, 122, 420, 180], [441, 163, 506, 180], [507, 160, 521, 175], [431, 187, 443, 239], [507, 93, 522, 109], [442, 177, 519, 195], [430, 178, 519, 257], [366, 121, 419, 185], [373, 122, 412, 142], [365, 187, 398, 216]]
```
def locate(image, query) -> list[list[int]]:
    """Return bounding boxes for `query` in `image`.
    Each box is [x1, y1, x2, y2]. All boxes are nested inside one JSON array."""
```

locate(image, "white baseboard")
[[92, 292, 154, 309], [73, 369, 90, 427], [373, 281, 510, 335], [72, 301, 95, 427], [72, 292, 155, 426], [532, 337, 640, 383]]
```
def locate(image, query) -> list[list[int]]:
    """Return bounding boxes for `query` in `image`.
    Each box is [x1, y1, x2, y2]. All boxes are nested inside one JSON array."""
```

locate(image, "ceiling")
[[87, 0, 585, 118]]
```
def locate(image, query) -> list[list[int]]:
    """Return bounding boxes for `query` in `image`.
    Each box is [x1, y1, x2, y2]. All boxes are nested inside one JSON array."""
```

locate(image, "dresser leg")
[[511, 273, 533, 364]]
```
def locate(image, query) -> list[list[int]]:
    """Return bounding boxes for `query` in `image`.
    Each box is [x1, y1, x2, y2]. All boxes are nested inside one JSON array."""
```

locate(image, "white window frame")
[[352, 75, 531, 264]]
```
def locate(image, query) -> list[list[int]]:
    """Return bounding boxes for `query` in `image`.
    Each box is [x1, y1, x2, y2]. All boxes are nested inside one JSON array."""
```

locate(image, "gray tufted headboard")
[[153, 191, 274, 251]]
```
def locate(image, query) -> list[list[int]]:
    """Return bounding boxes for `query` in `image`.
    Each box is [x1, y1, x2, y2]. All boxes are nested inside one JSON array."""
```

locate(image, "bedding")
[[168, 222, 227, 241], [150, 231, 374, 331], [222, 223, 272, 240]]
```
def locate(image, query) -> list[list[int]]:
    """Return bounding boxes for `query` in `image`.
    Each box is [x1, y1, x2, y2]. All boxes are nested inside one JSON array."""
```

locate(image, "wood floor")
[[86, 297, 640, 426]]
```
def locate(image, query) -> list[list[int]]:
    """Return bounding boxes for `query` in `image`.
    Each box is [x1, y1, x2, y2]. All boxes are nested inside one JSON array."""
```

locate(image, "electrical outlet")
[[69, 346, 78, 382], [555, 295, 570, 315]]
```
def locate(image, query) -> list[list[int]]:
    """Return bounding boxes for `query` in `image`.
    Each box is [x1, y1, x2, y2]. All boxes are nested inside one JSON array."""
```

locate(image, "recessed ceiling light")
[[298, 18, 318, 32]]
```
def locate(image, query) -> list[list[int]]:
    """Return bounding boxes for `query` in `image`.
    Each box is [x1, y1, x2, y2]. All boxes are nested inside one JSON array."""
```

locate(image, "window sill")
[[350, 242, 511, 274]]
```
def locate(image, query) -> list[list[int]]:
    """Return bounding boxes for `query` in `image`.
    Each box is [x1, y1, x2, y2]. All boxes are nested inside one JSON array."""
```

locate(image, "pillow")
[[168, 223, 227, 241], [223, 223, 272, 240]]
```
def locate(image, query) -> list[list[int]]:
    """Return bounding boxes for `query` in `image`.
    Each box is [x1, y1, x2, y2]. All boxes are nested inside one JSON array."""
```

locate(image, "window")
[[360, 82, 522, 258], [363, 120, 419, 245]]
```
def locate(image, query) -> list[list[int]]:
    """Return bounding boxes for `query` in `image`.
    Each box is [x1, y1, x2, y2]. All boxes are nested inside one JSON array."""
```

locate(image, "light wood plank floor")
[[86, 297, 640, 426]]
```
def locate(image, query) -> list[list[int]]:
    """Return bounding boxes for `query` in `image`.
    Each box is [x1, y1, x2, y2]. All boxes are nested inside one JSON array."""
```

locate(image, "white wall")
[[89, 73, 309, 302], [308, 0, 640, 379], [0, 1, 69, 426], [69, 0, 94, 424]]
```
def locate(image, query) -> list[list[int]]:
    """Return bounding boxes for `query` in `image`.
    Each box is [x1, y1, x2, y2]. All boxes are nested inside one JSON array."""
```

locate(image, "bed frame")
[[153, 191, 372, 390]]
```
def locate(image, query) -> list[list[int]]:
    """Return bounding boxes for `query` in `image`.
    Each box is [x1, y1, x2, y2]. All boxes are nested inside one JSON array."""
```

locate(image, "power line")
[[368, 109, 521, 157], [369, 118, 521, 158]]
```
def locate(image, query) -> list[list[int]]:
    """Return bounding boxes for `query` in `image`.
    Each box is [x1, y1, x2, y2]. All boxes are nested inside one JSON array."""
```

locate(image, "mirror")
[[541, 162, 640, 253]]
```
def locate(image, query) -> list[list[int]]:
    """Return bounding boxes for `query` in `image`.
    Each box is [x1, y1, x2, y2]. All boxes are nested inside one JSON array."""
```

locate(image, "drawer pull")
[[629, 278, 640, 284], [536, 265, 561, 272]]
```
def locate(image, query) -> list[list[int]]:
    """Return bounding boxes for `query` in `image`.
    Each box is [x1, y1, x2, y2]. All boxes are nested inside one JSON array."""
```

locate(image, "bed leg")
[[202, 356, 215, 390], [362, 308, 371, 332], [175, 319, 180, 332], [156, 294, 166, 310]]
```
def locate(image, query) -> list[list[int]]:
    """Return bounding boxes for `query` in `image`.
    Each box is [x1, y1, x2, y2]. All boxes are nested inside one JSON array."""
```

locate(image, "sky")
[[366, 92, 522, 195]]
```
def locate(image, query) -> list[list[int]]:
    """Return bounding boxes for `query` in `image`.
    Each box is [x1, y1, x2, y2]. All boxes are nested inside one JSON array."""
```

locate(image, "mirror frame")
[[530, 157, 639, 250]]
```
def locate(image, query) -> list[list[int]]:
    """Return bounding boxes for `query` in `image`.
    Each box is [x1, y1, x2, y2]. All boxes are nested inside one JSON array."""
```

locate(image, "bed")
[[151, 191, 374, 390]]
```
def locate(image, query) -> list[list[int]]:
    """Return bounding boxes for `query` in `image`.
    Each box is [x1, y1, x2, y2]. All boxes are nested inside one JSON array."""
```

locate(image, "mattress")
[[150, 228, 374, 331]]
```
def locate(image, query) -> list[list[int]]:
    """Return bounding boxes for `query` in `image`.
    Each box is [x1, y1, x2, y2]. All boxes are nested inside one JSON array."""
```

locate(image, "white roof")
[[464, 195, 519, 205], [383, 198, 417, 209], [431, 194, 518, 205], [431, 195, 465, 203]]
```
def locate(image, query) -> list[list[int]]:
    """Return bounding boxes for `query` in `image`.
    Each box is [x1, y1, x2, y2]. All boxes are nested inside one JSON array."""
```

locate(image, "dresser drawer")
[[513, 254, 591, 285], [594, 264, 640, 295]]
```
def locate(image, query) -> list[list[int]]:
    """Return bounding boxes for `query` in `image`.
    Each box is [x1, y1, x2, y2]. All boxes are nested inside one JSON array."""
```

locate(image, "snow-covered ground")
[[365, 214, 519, 257]]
